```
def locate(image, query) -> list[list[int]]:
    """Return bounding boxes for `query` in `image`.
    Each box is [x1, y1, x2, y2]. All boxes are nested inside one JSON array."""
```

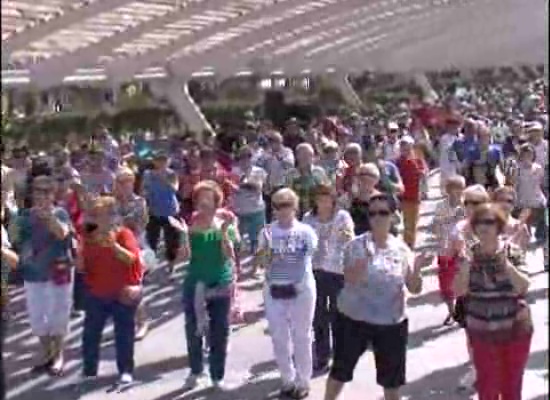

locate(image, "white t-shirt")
[[302, 209, 355, 274], [533, 140, 548, 167], [515, 162, 547, 208], [231, 165, 267, 215]]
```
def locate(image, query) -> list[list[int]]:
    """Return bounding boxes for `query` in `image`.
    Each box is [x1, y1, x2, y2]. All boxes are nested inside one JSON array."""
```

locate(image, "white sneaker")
[[458, 368, 476, 390], [212, 379, 228, 391], [118, 373, 133, 385], [182, 373, 205, 391]]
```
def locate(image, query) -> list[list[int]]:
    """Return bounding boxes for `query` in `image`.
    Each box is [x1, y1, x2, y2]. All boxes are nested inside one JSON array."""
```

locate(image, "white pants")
[[24, 281, 73, 337], [264, 278, 316, 388]]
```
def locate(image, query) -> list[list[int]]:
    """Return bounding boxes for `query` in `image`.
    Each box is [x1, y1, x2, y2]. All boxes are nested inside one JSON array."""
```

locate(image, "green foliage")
[[1, 107, 177, 147]]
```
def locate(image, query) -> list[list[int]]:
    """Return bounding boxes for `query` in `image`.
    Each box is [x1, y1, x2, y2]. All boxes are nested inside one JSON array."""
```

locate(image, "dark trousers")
[[183, 288, 231, 381], [73, 272, 86, 312], [313, 270, 344, 366], [146, 215, 180, 262], [82, 294, 137, 376], [0, 313, 5, 400], [531, 207, 547, 243]]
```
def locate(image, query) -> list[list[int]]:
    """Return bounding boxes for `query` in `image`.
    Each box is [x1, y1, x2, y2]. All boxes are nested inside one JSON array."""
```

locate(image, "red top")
[[82, 227, 143, 299], [335, 163, 355, 196], [395, 156, 426, 202], [66, 191, 83, 239]]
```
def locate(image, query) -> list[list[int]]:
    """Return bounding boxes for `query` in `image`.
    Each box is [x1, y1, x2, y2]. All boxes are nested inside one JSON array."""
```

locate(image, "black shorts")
[[329, 312, 408, 389]]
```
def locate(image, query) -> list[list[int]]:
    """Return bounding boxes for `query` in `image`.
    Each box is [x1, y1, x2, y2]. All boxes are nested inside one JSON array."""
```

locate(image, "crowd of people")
[[0, 68, 548, 400]]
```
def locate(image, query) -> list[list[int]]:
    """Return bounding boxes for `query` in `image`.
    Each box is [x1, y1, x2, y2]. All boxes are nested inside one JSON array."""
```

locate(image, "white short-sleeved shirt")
[[337, 232, 413, 325], [302, 209, 354, 275], [258, 220, 318, 285]]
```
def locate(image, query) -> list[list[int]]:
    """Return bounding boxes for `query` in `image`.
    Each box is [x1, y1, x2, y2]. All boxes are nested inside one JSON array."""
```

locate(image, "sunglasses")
[[474, 218, 497, 226], [464, 200, 485, 206], [358, 172, 378, 178], [368, 209, 392, 218], [496, 198, 514, 204], [33, 187, 53, 194], [273, 202, 294, 210]]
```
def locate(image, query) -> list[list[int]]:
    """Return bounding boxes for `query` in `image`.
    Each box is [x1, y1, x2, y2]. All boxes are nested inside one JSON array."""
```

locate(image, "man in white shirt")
[[382, 122, 400, 161], [526, 122, 548, 167], [438, 117, 463, 190]]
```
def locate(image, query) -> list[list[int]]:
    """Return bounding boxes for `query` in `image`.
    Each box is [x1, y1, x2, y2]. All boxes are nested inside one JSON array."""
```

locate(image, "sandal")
[[48, 362, 65, 377], [31, 359, 53, 374], [278, 384, 296, 398], [289, 387, 309, 399]]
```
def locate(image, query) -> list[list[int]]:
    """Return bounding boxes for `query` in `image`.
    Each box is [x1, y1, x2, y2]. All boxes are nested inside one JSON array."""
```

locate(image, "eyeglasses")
[[474, 218, 497, 226], [464, 199, 485, 207], [273, 202, 294, 210], [368, 209, 392, 218]]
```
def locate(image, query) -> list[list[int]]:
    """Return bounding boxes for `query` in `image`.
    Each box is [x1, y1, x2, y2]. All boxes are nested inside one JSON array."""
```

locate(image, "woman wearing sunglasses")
[[449, 184, 490, 392], [11, 176, 74, 376], [303, 184, 354, 375], [325, 192, 431, 400], [80, 196, 143, 386], [453, 203, 532, 400], [492, 186, 530, 250], [182, 180, 236, 391], [256, 188, 318, 399]]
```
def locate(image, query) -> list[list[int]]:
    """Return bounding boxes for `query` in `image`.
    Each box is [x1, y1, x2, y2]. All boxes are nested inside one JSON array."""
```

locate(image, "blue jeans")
[[82, 294, 137, 376], [183, 287, 230, 381], [237, 210, 266, 253]]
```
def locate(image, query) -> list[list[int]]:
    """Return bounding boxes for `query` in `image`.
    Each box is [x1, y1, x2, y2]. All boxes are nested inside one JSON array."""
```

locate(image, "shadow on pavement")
[[527, 349, 548, 371], [526, 287, 548, 305], [408, 323, 460, 350], [407, 289, 442, 307], [152, 376, 281, 400], [5, 270, 186, 400], [400, 362, 471, 400]]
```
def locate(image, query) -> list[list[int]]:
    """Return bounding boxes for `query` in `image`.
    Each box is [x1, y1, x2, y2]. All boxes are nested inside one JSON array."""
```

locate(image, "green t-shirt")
[[184, 225, 236, 290]]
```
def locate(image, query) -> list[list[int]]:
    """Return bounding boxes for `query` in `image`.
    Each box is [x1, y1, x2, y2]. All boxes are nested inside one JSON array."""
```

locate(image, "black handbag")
[[270, 284, 298, 299]]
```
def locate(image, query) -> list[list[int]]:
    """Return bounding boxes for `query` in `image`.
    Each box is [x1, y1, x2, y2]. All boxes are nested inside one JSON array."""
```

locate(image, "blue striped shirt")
[[259, 221, 318, 284]]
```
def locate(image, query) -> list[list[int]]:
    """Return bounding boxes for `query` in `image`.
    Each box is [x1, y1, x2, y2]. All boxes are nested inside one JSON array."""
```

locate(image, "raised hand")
[[344, 258, 366, 285]]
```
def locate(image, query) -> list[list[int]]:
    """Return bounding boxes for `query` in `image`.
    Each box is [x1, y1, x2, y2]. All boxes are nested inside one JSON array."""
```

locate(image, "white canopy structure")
[[1, 0, 547, 130]]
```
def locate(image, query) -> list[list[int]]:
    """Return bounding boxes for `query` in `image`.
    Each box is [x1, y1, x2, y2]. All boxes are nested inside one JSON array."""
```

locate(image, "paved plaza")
[[5, 173, 549, 400]]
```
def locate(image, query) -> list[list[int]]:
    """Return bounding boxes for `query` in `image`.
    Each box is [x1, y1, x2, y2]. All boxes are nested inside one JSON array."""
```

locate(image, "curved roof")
[[1, 0, 547, 87]]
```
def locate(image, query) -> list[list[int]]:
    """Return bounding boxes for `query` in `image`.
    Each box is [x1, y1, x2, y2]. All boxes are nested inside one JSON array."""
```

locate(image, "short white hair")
[[344, 143, 362, 154], [358, 163, 380, 179], [296, 142, 314, 155], [271, 188, 299, 209]]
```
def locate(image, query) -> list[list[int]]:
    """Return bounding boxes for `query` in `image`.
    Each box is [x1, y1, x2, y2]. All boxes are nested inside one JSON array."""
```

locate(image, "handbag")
[[119, 285, 143, 306], [50, 260, 72, 286], [270, 284, 298, 299]]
